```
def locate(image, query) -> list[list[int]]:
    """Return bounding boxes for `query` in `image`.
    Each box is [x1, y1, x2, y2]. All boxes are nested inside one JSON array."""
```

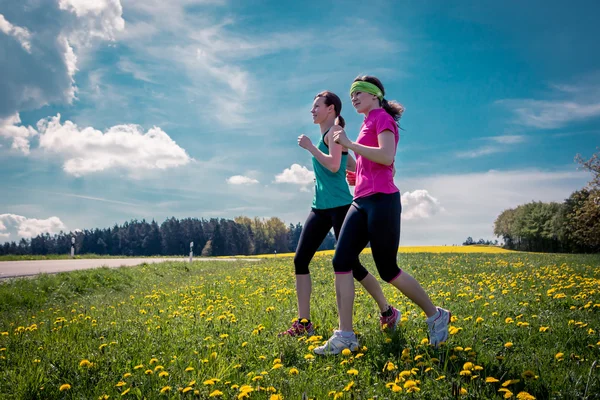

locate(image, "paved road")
[[0, 257, 254, 279]]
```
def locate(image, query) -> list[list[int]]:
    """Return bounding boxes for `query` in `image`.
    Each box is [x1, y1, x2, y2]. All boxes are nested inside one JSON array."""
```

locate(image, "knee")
[[381, 267, 402, 283], [352, 265, 368, 282], [332, 252, 353, 274], [293, 255, 310, 275]]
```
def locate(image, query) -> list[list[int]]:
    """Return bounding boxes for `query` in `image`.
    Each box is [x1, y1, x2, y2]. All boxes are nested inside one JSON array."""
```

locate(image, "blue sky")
[[1, 0, 598, 246]]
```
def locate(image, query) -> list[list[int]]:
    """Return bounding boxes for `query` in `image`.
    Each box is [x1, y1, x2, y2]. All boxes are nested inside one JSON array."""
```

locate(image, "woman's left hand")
[[332, 128, 351, 148]]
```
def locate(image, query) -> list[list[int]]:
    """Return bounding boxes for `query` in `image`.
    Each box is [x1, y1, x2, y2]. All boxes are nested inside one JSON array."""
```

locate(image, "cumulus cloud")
[[274, 164, 315, 186], [0, 1, 124, 119], [401, 190, 444, 220], [227, 175, 259, 185], [0, 214, 67, 241], [36, 114, 192, 177], [0, 113, 38, 154], [398, 169, 590, 245]]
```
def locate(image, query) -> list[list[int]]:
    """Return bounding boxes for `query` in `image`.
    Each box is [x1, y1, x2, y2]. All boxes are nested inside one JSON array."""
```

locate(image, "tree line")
[[0, 217, 336, 257], [493, 150, 599, 253]]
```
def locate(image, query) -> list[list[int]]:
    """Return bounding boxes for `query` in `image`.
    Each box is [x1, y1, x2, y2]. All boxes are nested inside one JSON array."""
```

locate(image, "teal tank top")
[[312, 130, 354, 209]]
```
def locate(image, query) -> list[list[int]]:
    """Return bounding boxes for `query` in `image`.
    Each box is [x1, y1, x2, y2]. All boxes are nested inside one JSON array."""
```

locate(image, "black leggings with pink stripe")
[[332, 191, 402, 282]]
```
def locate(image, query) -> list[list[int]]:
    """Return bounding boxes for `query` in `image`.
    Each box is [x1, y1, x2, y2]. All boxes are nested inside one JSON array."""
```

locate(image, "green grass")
[[0, 253, 599, 399], [0, 254, 188, 262]]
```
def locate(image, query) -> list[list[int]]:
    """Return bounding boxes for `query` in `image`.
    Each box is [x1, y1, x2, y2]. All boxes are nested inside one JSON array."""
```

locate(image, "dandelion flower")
[[504, 342, 513, 348], [516, 392, 536, 400], [486, 377, 500, 383], [160, 386, 171, 393], [59, 384, 71, 391], [209, 390, 223, 397], [289, 368, 299, 375], [347, 369, 358, 375], [121, 388, 130, 396], [182, 387, 192, 393], [341, 349, 352, 356], [185, 367, 194, 372]]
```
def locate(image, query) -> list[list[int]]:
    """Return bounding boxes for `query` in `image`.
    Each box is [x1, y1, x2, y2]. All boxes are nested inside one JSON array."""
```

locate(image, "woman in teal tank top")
[[278, 91, 400, 337]]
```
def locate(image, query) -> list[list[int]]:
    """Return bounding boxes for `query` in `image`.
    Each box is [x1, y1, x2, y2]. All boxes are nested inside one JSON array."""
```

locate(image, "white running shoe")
[[313, 330, 359, 355], [427, 307, 451, 347]]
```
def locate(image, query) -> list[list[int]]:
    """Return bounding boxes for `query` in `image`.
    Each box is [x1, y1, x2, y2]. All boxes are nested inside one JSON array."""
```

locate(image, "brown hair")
[[314, 91, 345, 128], [353, 75, 404, 123]]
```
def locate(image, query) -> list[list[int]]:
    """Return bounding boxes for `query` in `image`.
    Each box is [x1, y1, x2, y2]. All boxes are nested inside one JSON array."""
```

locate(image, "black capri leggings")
[[294, 204, 369, 281], [332, 192, 402, 283]]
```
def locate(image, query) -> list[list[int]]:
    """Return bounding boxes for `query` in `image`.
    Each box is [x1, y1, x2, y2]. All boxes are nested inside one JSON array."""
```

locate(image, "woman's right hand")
[[298, 134, 313, 150], [346, 170, 356, 186]]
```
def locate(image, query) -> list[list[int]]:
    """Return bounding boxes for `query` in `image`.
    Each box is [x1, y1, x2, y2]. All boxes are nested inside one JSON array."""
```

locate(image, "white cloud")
[[0, 14, 31, 52], [498, 76, 600, 129], [36, 114, 192, 177], [0, 1, 124, 119], [401, 190, 443, 220], [0, 113, 38, 154], [398, 168, 590, 245], [489, 135, 525, 144], [227, 175, 259, 185], [456, 135, 527, 159], [58, 0, 125, 44], [274, 164, 315, 186], [0, 214, 67, 241], [456, 146, 503, 159]]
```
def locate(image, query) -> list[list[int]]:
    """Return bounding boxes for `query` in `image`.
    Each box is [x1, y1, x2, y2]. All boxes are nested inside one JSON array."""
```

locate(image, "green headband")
[[350, 81, 383, 100]]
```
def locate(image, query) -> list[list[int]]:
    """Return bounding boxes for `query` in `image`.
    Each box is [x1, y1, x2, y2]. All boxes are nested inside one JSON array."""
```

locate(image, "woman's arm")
[[298, 128, 343, 173], [333, 128, 395, 166]]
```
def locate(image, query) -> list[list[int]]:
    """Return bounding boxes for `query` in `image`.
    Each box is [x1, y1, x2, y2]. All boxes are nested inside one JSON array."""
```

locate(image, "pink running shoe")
[[380, 306, 401, 332], [278, 320, 315, 337]]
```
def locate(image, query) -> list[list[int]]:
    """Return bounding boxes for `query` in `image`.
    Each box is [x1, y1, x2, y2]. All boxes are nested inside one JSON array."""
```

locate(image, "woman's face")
[[351, 90, 379, 114], [311, 96, 333, 124]]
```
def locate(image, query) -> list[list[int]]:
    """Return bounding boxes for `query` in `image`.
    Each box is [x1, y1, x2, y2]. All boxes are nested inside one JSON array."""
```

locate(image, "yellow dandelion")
[[188, 380, 196, 386], [504, 342, 513, 348], [269, 395, 283, 400], [160, 386, 171, 393], [252, 376, 263, 381], [159, 371, 169, 377], [304, 354, 315, 360], [133, 364, 144, 370], [272, 363, 283, 369], [460, 388, 468, 395], [342, 348, 352, 356], [209, 390, 223, 397], [476, 317, 484, 323], [436, 375, 446, 380], [144, 369, 153, 375], [502, 379, 520, 387], [486, 377, 500, 383], [185, 367, 194, 372], [116, 381, 127, 387], [289, 368, 299, 375], [343, 381, 354, 391], [463, 362, 474, 370], [59, 384, 71, 391], [459, 370, 472, 376], [347, 369, 358, 375], [555, 352, 564, 360], [516, 392, 536, 400], [79, 359, 92, 367], [182, 387, 193, 393], [404, 380, 417, 389], [498, 388, 513, 399], [121, 388, 130, 396], [383, 361, 396, 371]]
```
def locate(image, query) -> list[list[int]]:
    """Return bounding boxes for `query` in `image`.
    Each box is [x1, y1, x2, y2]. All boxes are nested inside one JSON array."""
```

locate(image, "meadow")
[[0, 251, 599, 399]]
